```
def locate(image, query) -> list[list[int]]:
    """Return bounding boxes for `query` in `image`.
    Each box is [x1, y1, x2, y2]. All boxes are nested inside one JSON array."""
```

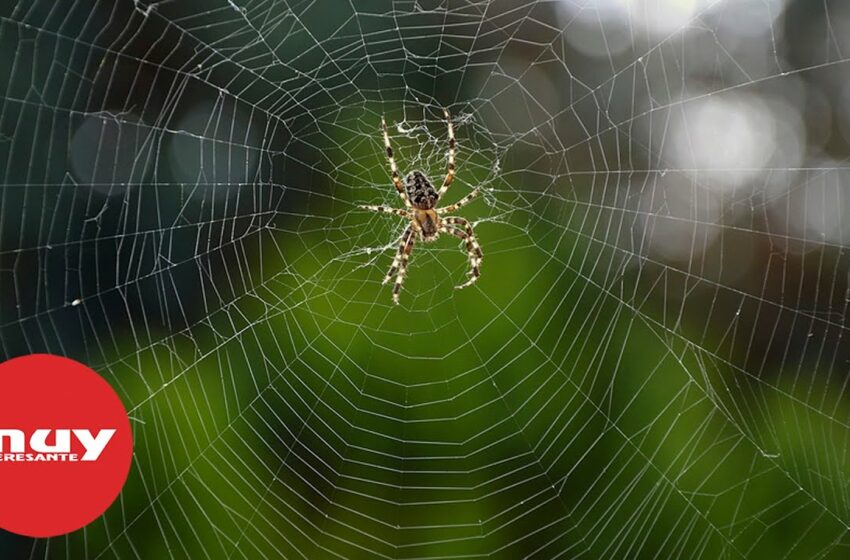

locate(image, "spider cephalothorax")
[[359, 109, 483, 304]]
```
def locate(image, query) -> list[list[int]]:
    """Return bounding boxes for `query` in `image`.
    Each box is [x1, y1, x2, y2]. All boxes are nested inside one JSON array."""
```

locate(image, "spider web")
[[2, 0, 850, 557]]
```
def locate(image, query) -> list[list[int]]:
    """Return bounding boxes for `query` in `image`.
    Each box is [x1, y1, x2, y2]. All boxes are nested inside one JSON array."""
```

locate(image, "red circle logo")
[[0, 354, 133, 537]]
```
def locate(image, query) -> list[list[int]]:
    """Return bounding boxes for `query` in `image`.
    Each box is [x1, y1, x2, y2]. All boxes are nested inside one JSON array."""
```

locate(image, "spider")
[[360, 109, 483, 305]]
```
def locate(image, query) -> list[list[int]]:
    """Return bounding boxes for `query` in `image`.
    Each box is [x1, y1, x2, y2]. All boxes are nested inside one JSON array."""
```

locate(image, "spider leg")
[[440, 224, 481, 288], [382, 116, 411, 208], [436, 187, 480, 214], [359, 204, 409, 218], [384, 226, 413, 287], [442, 217, 482, 289], [440, 224, 471, 253], [437, 108, 456, 199], [391, 228, 416, 305]]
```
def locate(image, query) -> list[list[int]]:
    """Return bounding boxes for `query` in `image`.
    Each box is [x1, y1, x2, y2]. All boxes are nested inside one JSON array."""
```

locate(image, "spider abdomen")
[[405, 171, 439, 210]]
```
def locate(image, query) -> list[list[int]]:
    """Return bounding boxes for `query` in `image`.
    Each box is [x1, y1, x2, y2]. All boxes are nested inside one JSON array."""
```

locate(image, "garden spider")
[[360, 109, 483, 305]]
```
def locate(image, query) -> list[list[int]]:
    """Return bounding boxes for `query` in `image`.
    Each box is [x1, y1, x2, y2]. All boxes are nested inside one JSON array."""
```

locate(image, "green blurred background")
[[2, 0, 850, 558]]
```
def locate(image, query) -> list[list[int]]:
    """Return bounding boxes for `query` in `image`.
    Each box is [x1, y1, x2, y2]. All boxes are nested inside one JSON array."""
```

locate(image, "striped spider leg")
[[382, 116, 412, 208], [437, 108, 456, 199], [440, 217, 483, 289], [436, 187, 481, 215], [384, 226, 416, 304]]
